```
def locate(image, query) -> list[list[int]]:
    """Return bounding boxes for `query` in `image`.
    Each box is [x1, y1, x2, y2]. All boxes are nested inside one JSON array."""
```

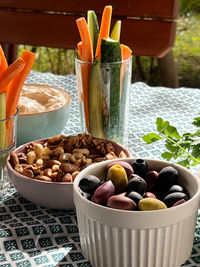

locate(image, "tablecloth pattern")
[[1, 71, 200, 267]]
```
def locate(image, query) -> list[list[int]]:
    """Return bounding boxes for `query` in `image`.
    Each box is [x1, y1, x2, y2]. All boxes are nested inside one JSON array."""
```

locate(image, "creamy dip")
[[19, 84, 69, 115]]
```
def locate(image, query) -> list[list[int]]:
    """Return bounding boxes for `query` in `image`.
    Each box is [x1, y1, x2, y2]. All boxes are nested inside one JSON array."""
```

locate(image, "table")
[[1, 71, 200, 267]]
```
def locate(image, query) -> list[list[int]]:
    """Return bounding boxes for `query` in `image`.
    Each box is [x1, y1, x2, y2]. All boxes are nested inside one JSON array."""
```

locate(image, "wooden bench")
[[0, 0, 179, 87]]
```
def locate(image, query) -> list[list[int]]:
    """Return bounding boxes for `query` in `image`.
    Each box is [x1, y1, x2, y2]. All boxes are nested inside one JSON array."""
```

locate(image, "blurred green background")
[[18, 0, 200, 88]]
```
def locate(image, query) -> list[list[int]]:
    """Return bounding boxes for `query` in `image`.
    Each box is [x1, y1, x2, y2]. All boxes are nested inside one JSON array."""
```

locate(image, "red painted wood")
[[0, 0, 179, 19], [0, 10, 176, 57]]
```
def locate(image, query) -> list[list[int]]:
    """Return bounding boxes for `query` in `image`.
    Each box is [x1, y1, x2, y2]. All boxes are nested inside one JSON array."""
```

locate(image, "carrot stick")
[[0, 45, 8, 74], [0, 58, 25, 94], [6, 50, 35, 118], [95, 5, 112, 58], [77, 41, 83, 59], [120, 44, 132, 60], [76, 17, 93, 131], [76, 18, 93, 62]]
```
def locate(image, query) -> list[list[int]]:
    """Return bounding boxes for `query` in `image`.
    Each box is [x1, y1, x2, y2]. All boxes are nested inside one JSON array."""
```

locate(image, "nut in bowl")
[[73, 158, 200, 267], [17, 83, 71, 146], [6, 134, 131, 210]]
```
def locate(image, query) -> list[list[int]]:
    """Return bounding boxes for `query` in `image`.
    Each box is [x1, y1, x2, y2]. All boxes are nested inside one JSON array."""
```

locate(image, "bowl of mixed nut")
[[7, 133, 131, 210]]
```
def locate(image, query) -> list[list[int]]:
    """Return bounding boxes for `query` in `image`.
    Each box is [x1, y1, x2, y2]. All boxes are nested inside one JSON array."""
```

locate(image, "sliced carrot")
[[120, 44, 132, 60], [77, 41, 83, 59], [76, 17, 93, 131], [76, 17, 93, 62], [0, 58, 25, 94], [0, 45, 8, 74], [6, 50, 36, 118], [95, 5, 112, 58]]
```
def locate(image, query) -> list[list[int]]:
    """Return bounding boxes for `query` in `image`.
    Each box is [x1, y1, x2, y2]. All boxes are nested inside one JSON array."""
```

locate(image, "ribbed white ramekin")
[[73, 158, 200, 267]]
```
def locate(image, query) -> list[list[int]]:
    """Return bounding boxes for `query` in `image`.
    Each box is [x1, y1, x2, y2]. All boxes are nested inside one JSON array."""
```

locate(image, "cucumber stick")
[[89, 59, 103, 138], [87, 10, 99, 57], [101, 38, 121, 139], [110, 20, 121, 41], [0, 92, 7, 150]]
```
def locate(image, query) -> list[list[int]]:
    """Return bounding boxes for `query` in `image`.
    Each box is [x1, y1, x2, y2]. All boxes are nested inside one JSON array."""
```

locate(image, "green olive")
[[107, 164, 128, 193], [139, 198, 167, 211]]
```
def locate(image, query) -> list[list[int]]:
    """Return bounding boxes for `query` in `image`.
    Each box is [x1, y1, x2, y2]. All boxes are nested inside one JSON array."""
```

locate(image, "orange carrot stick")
[[76, 17, 93, 131], [0, 45, 8, 74], [0, 58, 25, 94], [95, 5, 112, 58], [76, 17, 93, 62], [77, 41, 83, 59], [120, 44, 132, 60], [6, 50, 36, 118]]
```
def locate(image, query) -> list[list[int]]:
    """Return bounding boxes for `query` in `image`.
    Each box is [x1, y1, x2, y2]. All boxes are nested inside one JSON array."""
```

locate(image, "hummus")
[[18, 84, 68, 115]]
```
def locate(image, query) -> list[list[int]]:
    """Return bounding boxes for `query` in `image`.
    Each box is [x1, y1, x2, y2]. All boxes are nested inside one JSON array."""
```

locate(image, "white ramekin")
[[73, 158, 200, 267]]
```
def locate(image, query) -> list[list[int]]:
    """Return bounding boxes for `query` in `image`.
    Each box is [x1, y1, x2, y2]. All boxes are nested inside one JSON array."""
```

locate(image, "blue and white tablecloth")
[[0, 71, 200, 267]]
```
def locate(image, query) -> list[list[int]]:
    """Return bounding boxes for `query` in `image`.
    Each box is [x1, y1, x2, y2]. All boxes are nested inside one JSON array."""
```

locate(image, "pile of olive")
[[78, 159, 189, 211]]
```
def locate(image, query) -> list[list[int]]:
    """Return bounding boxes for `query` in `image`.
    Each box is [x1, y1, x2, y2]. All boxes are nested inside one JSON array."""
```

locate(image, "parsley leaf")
[[142, 116, 200, 168]]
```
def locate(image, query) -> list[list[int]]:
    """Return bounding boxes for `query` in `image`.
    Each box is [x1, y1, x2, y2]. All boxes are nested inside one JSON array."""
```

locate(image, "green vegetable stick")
[[0, 92, 6, 150]]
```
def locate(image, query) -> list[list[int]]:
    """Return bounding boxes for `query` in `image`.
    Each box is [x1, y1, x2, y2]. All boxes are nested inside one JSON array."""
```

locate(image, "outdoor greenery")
[[19, 1, 200, 88]]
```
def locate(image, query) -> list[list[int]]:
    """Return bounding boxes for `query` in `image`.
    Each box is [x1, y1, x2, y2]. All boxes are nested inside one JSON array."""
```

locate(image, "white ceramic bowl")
[[73, 158, 200, 267], [17, 84, 71, 146], [7, 138, 131, 210]]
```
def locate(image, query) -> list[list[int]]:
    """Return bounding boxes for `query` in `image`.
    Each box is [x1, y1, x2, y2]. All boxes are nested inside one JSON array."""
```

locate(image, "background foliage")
[[19, 0, 200, 88]]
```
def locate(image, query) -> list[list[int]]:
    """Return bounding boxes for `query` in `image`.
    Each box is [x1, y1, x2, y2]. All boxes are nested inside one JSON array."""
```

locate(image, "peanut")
[[10, 152, 19, 167], [27, 151, 36, 165], [34, 143, 43, 158], [36, 175, 52, 182]]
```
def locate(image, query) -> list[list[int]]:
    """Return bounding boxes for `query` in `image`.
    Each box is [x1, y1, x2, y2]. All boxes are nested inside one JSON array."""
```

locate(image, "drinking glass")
[[75, 57, 132, 145], [0, 108, 18, 198]]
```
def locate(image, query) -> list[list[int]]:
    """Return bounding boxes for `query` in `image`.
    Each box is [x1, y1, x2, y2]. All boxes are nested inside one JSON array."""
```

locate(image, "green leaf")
[[142, 133, 163, 144], [161, 152, 174, 161], [193, 116, 200, 127], [165, 125, 181, 140], [176, 159, 190, 167], [156, 117, 169, 133], [165, 142, 178, 152]]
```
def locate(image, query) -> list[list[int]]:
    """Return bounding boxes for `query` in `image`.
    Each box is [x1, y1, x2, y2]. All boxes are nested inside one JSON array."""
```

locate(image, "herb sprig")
[[142, 116, 200, 168]]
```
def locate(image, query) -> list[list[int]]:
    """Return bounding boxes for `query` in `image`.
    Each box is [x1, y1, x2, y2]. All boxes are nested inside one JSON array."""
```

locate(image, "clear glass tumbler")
[[75, 57, 132, 145], [0, 108, 18, 198]]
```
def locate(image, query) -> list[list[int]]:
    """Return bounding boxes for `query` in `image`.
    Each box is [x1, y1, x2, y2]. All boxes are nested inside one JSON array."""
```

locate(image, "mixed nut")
[[9, 134, 127, 183], [78, 159, 190, 211]]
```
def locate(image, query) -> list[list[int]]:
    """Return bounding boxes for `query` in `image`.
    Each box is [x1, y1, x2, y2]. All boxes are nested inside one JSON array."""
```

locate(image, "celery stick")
[[0, 92, 7, 150]]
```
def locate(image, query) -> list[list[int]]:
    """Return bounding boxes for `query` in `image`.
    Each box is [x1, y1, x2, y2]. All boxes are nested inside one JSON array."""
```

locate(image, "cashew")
[[43, 168, 52, 177], [52, 164, 59, 172], [73, 152, 83, 160], [42, 147, 52, 156], [59, 153, 72, 162]]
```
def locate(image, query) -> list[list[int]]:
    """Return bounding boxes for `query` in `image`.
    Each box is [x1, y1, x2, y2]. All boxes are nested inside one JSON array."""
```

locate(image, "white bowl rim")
[[19, 83, 71, 117], [73, 157, 200, 215]]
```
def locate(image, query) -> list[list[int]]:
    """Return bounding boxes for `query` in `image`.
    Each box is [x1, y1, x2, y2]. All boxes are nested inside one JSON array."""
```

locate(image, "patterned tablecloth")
[[1, 71, 200, 267]]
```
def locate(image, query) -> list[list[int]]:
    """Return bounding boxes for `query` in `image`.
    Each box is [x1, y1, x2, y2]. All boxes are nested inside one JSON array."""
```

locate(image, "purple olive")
[[107, 194, 137, 210], [92, 180, 115, 205], [145, 171, 159, 191], [143, 192, 156, 199]]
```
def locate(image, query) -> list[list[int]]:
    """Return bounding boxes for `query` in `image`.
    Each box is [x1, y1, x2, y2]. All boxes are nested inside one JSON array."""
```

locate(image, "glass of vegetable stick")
[[75, 57, 132, 145], [75, 5, 132, 145], [0, 108, 18, 198]]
